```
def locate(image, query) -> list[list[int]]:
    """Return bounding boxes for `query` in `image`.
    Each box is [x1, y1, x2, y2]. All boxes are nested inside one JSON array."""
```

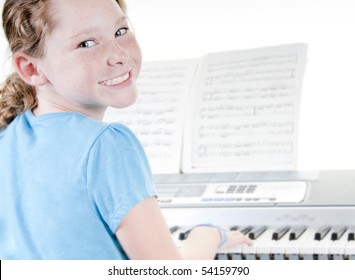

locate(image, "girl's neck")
[[33, 93, 106, 121]]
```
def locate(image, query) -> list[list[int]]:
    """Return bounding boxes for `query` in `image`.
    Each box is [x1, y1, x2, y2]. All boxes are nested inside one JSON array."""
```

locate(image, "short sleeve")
[[86, 123, 156, 233]]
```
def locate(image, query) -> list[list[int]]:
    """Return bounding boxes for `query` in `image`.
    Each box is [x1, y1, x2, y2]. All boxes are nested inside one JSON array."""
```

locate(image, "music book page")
[[104, 59, 198, 173], [182, 44, 307, 172]]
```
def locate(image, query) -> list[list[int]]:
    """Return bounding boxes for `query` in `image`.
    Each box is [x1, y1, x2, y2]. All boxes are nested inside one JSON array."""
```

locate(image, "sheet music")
[[104, 59, 198, 174], [182, 44, 307, 172]]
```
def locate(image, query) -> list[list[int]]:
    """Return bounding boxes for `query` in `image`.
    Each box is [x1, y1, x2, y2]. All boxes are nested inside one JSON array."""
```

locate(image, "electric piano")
[[154, 170, 355, 260]]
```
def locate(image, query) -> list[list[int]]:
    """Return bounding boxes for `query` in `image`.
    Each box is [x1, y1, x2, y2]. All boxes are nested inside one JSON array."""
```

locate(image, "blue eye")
[[79, 40, 97, 48], [115, 27, 128, 37]]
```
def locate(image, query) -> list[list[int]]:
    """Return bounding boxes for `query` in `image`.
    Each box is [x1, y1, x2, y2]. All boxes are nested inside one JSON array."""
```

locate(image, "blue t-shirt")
[[0, 110, 156, 259]]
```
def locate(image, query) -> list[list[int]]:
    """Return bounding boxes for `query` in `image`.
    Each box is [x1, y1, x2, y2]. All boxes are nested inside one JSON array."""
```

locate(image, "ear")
[[12, 52, 48, 86]]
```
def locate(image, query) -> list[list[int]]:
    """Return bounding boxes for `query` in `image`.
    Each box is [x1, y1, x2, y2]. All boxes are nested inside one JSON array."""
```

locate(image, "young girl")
[[0, 0, 252, 259]]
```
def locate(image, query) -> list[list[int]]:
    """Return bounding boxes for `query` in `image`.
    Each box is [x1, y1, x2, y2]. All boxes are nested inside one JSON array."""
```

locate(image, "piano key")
[[254, 228, 278, 257], [216, 253, 229, 260], [228, 241, 243, 260], [270, 229, 293, 257], [314, 226, 331, 241], [259, 254, 271, 260], [230, 253, 243, 260], [248, 226, 267, 240], [272, 226, 290, 240], [245, 254, 257, 260], [288, 254, 300, 260], [330, 226, 347, 241], [318, 254, 329, 260], [314, 230, 333, 256], [235, 226, 253, 235], [289, 226, 307, 241], [274, 254, 285, 260], [170, 226, 189, 248], [344, 238, 355, 259], [285, 228, 316, 256], [241, 228, 274, 256], [169, 226, 179, 234], [299, 228, 320, 257], [328, 229, 349, 258], [178, 228, 191, 240], [347, 226, 355, 241]]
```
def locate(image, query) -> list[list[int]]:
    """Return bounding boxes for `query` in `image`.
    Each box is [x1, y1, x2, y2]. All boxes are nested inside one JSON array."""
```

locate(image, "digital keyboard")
[[154, 170, 355, 260]]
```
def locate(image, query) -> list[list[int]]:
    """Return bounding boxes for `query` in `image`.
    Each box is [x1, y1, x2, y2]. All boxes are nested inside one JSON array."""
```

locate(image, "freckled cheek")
[[74, 56, 100, 82]]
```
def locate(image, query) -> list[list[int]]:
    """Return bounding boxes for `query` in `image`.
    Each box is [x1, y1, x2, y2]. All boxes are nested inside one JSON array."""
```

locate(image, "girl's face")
[[37, 0, 142, 119]]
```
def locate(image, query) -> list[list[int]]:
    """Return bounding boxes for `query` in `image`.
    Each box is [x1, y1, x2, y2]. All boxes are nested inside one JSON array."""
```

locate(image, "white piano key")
[[270, 231, 291, 255], [241, 227, 273, 255], [314, 232, 332, 255], [299, 228, 319, 256], [344, 240, 355, 256], [328, 229, 350, 256], [254, 228, 276, 255], [285, 228, 316, 256]]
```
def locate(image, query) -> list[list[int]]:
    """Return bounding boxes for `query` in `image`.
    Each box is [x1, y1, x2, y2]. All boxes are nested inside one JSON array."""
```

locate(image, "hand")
[[218, 228, 253, 250], [191, 224, 253, 250]]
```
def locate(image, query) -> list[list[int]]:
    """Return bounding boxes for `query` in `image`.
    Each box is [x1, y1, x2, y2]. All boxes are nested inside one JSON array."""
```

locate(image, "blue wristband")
[[194, 223, 229, 249]]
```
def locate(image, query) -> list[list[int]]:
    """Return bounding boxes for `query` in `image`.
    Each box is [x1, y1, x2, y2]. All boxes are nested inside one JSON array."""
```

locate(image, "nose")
[[106, 39, 129, 66]]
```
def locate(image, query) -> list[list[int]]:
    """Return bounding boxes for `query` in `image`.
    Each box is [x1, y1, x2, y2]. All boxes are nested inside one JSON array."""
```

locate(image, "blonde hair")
[[0, 0, 127, 129]]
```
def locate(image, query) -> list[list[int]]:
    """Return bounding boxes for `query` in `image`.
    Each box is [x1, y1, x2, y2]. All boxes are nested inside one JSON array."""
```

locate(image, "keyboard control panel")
[[156, 181, 308, 206]]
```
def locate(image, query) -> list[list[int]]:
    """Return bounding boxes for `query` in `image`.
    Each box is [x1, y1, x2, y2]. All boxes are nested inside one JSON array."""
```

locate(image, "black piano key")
[[348, 226, 355, 241], [231, 225, 253, 235], [289, 226, 307, 241], [331, 226, 347, 241], [248, 226, 267, 240], [230, 225, 240, 231], [314, 226, 331, 241], [272, 226, 290, 240], [240, 226, 253, 235], [169, 226, 179, 234], [178, 229, 191, 240]]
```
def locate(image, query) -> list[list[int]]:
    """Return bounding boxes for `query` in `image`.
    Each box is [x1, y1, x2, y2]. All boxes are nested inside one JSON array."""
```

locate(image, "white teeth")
[[100, 73, 129, 86]]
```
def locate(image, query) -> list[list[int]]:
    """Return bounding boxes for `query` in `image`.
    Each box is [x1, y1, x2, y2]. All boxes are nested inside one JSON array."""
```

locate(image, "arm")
[[115, 197, 252, 260]]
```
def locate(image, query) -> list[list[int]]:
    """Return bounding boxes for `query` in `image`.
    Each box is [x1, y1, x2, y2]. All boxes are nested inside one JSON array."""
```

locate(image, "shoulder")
[[92, 122, 143, 152], [88, 121, 150, 170]]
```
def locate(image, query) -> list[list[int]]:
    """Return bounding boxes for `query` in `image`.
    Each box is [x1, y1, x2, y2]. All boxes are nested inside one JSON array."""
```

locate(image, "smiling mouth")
[[99, 72, 130, 86]]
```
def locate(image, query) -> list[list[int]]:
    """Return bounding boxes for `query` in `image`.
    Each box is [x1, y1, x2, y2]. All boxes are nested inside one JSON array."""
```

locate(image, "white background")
[[1, 0, 355, 171]]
